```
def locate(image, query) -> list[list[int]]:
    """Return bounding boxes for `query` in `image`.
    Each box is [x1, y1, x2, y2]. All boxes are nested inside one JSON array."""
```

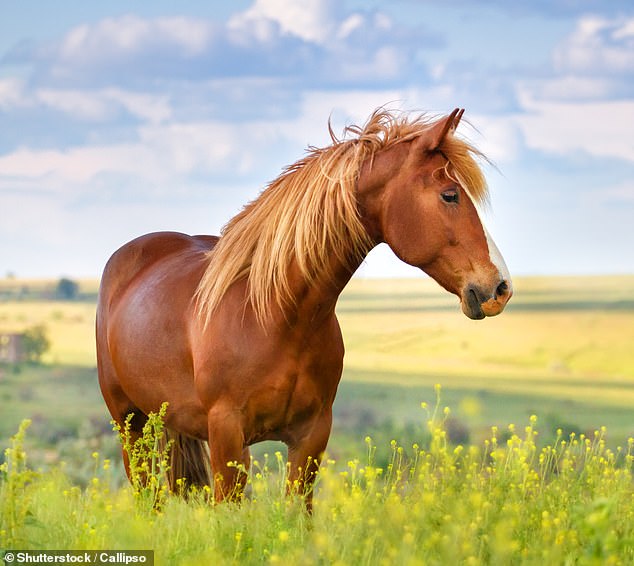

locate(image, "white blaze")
[[484, 227, 512, 292], [464, 188, 512, 293]]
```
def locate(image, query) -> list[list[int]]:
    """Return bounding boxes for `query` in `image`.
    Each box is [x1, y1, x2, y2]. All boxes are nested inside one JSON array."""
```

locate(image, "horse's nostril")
[[495, 280, 509, 298], [469, 287, 479, 306]]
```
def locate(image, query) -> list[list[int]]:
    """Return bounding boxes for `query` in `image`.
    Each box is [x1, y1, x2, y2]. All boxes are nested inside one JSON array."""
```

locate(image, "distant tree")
[[56, 277, 80, 300], [22, 324, 50, 363]]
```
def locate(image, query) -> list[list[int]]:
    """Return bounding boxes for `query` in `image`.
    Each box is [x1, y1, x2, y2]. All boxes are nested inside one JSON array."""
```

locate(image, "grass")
[[2, 402, 634, 565]]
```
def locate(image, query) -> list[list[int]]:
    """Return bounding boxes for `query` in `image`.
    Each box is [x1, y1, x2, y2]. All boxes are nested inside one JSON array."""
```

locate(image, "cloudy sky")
[[1, 0, 633, 278]]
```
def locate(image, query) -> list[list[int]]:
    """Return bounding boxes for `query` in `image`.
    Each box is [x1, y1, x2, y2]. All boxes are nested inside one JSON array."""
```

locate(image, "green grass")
[[2, 406, 634, 565]]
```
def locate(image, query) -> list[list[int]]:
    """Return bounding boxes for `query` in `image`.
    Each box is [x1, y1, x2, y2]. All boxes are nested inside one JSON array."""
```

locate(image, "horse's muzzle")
[[461, 279, 512, 320]]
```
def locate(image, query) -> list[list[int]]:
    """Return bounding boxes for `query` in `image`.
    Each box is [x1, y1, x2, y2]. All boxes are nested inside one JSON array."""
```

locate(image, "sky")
[[1, 0, 633, 278]]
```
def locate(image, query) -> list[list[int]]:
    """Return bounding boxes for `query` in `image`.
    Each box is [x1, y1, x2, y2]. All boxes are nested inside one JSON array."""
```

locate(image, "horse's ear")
[[416, 108, 464, 151]]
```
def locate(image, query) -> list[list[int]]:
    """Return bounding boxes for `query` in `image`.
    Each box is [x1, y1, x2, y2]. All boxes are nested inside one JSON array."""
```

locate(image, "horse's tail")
[[163, 429, 212, 493]]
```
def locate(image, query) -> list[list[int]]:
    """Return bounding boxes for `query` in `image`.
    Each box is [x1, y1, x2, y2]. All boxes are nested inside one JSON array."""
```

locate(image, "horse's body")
[[96, 108, 512, 507]]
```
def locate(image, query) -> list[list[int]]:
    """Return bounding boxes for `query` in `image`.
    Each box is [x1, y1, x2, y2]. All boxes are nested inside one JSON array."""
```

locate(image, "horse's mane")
[[196, 108, 488, 326]]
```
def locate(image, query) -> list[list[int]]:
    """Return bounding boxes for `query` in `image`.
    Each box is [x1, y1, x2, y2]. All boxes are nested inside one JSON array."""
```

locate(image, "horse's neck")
[[280, 249, 366, 324], [282, 196, 381, 323]]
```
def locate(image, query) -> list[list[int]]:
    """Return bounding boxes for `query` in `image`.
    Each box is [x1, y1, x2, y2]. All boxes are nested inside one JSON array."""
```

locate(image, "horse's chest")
[[203, 318, 344, 444], [241, 357, 340, 444]]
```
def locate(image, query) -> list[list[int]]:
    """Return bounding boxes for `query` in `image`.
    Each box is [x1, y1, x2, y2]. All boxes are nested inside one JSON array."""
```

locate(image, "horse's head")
[[357, 109, 512, 319]]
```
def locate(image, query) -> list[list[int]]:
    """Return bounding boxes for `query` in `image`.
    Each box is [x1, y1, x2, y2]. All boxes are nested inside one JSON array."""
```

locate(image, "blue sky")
[[1, 0, 633, 278]]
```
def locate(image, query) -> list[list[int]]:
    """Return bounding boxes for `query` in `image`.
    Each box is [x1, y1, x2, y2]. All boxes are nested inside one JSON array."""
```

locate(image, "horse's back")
[[98, 232, 217, 310]]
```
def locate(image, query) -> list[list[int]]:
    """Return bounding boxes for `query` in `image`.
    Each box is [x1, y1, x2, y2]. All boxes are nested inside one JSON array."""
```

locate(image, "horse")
[[96, 107, 512, 510]]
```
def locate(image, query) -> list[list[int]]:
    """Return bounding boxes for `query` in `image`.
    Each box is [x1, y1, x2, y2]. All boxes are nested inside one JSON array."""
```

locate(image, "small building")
[[0, 333, 26, 364]]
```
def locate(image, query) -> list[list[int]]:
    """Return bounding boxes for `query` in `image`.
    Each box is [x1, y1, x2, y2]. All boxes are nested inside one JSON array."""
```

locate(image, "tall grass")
[[2, 392, 633, 565], [112, 402, 173, 510]]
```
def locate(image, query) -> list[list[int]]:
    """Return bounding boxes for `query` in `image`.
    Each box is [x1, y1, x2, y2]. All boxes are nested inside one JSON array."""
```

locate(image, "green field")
[[2, 275, 634, 564], [2, 390, 634, 564]]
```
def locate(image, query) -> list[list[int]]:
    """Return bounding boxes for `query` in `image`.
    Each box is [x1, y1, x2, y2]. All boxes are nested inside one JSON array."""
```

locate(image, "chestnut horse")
[[96, 108, 512, 508]]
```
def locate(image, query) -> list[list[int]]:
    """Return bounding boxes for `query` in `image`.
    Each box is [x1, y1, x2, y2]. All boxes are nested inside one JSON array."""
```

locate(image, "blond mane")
[[196, 108, 488, 327]]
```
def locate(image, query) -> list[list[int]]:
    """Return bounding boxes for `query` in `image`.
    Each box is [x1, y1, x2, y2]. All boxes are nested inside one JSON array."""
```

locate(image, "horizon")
[[3, 271, 634, 285]]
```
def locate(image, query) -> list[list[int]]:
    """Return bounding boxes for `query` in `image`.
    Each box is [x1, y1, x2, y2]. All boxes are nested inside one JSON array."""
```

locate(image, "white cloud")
[[0, 2, 429, 89], [231, 0, 337, 44], [0, 144, 158, 185], [0, 90, 468, 207], [518, 15, 634, 105], [338, 14, 364, 40], [17, 15, 223, 86], [516, 93, 634, 162], [0, 84, 171, 123], [0, 115, 296, 198], [336, 45, 406, 82], [58, 15, 214, 63], [527, 75, 614, 101], [0, 78, 24, 109], [466, 116, 524, 164], [554, 16, 634, 75], [137, 121, 247, 176], [104, 89, 172, 123], [508, 15, 634, 162], [36, 89, 113, 121]]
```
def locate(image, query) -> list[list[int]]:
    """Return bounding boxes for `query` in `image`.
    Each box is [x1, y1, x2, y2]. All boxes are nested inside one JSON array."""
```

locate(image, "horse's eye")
[[441, 190, 459, 204]]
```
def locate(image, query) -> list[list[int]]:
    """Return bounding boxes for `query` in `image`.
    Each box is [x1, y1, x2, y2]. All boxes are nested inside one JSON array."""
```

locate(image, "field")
[[1, 275, 634, 563], [337, 275, 634, 450]]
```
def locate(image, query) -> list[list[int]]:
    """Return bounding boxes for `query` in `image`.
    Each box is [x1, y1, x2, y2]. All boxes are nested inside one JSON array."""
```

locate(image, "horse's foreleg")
[[287, 409, 332, 513], [207, 408, 247, 502]]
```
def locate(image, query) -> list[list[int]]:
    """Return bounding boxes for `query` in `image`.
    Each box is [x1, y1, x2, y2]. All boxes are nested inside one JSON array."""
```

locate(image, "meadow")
[[1, 274, 634, 563]]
